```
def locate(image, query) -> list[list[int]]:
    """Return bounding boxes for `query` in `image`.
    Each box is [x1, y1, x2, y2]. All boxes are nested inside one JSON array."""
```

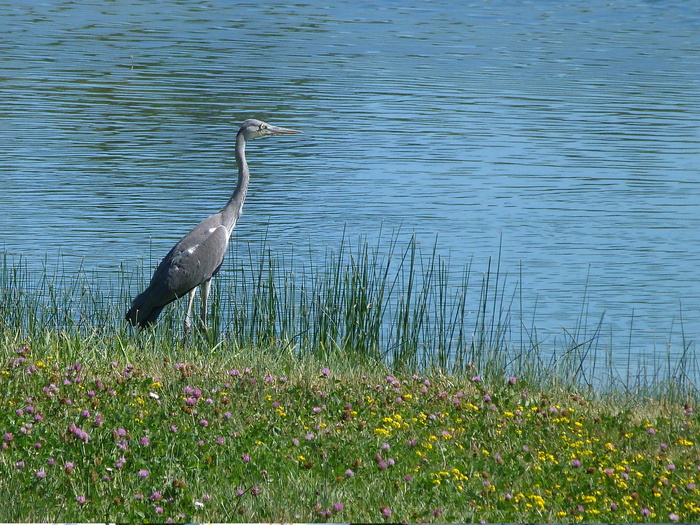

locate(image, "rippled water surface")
[[2, 1, 699, 363]]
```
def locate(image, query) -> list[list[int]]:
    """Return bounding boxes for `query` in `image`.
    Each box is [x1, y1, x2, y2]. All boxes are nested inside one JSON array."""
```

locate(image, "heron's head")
[[238, 119, 300, 140]]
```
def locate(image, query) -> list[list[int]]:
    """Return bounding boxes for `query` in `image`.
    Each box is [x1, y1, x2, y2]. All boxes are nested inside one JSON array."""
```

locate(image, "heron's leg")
[[200, 279, 211, 330], [184, 287, 197, 334]]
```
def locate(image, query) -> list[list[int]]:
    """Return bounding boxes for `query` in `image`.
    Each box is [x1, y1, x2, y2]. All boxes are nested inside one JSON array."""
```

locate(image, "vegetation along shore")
[[1, 236, 697, 522]]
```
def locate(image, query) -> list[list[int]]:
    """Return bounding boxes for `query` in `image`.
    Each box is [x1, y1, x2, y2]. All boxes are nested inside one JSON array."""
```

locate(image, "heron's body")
[[126, 119, 299, 331]]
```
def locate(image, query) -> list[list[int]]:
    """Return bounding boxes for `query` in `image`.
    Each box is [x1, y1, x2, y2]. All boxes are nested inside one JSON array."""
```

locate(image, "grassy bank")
[[0, 236, 698, 522], [0, 331, 698, 523]]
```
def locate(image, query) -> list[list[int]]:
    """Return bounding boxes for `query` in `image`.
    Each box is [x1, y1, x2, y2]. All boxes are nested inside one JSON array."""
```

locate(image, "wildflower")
[[35, 469, 47, 479], [170, 425, 178, 432], [200, 419, 208, 427], [155, 506, 163, 514], [65, 462, 74, 474], [641, 508, 651, 517], [242, 454, 251, 463], [236, 489, 245, 496], [471, 375, 482, 382], [150, 491, 163, 501], [381, 506, 392, 518], [139, 436, 150, 446], [669, 513, 679, 521], [138, 469, 149, 478], [305, 433, 315, 441], [508, 376, 517, 384], [3, 433, 13, 442], [321, 367, 331, 376], [216, 437, 225, 445], [571, 459, 582, 468], [381, 442, 391, 450], [251, 485, 261, 496], [345, 469, 354, 477], [76, 495, 86, 505], [647, 426, 656, 435]]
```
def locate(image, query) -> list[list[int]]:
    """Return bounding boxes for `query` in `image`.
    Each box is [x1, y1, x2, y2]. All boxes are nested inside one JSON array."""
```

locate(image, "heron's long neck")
[[222, 132, 250, 234]]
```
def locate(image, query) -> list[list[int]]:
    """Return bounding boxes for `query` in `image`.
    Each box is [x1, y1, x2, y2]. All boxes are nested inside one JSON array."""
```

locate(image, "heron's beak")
[[268, 125, 301, 135]]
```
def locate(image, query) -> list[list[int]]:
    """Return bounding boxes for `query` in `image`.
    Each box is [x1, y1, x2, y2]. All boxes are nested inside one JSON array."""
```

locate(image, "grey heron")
[[126, 118, 300, 331]]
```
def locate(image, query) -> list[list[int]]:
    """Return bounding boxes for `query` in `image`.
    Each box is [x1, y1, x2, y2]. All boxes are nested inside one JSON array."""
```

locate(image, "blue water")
[[1, 1, 698, 367]]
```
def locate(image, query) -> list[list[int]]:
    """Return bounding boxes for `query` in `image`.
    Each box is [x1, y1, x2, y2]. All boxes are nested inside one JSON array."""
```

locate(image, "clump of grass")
[[0, 334, 698, 522], [2, 232, 697, 399]]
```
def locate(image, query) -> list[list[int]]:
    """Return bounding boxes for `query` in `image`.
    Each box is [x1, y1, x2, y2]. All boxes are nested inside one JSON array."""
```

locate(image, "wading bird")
[[126, 119, 300, 332]]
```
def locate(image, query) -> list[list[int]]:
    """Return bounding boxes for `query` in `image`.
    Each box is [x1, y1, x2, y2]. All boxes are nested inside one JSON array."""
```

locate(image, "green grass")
[[0, 235, 698, 522]]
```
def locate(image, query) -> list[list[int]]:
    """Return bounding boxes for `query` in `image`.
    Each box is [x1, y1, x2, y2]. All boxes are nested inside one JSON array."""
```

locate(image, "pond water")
[[1, 1, 699, 367]]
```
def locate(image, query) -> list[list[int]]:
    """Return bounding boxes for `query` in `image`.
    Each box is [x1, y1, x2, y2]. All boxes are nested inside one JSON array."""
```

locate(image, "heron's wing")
[[162, 224, 229, 297], [144, 216, 230, 306]]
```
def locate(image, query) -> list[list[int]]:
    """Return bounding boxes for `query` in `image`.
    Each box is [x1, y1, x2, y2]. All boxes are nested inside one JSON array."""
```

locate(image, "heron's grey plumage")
[[126, 119, 299, 330]]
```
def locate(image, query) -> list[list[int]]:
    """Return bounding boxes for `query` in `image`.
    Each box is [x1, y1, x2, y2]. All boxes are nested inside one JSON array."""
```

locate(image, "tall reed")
[[0, 232, 697, 400]]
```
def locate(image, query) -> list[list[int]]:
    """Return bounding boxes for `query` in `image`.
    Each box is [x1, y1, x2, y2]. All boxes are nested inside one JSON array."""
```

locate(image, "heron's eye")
[[259, 123, 267, 131]]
